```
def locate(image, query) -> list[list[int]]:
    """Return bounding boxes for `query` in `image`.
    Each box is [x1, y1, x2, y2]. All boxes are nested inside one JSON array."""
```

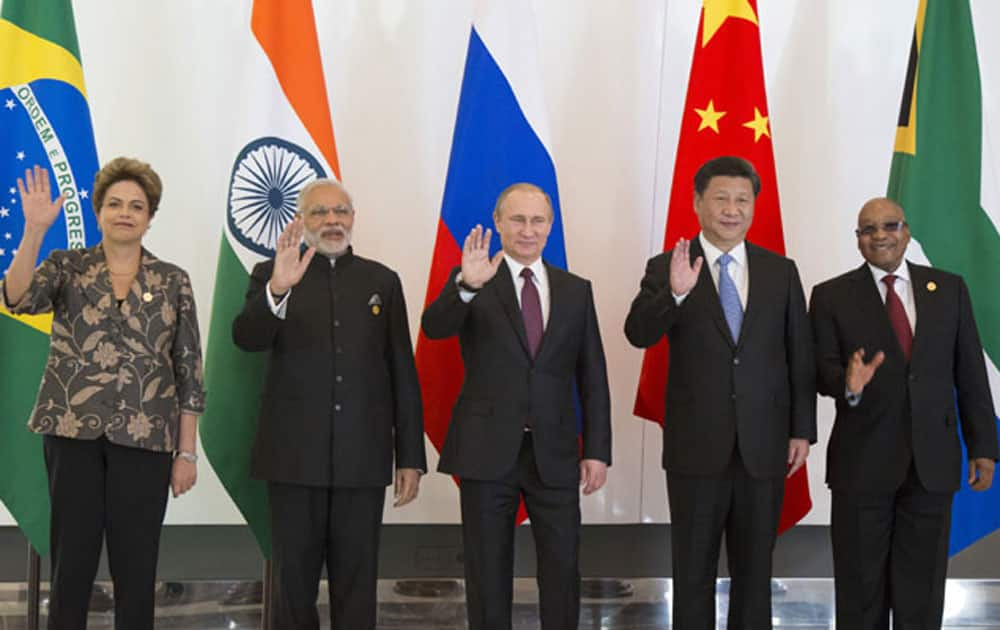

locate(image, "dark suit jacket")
[[421, 261, 611, 488], [810, 261, 998, 494], [232, 247, 426, 488], [625, 239, 816, 479]]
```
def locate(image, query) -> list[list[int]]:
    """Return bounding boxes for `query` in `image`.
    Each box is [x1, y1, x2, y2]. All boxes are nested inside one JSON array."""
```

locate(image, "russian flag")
[[415, 1, 567, 519]]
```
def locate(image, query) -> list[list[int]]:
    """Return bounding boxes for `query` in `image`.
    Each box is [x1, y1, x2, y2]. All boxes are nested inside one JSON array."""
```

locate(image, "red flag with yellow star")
[[634, 0, 810, 533]]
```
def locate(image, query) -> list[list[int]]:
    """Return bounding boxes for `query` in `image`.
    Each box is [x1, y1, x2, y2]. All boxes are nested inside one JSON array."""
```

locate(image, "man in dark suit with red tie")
[[809, 197, 998, 629], [625, 156, 816, 630], [421, 182, 612, 630]]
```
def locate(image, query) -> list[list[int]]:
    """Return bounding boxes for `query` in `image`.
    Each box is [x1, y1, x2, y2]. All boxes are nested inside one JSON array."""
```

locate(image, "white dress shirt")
[[501, 254, 550, 328], [867, 261, 917, 332], [673, 233, 749, 307], [846, 260, 917, 405], [458, 254, 550, 329]]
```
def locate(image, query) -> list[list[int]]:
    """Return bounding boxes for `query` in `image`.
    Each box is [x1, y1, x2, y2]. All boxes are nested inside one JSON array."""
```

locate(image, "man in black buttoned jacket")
[[233, 179, 426, 630], [625, 157, 816, 630], [810, 197, 998, 629], [422, 183, 611, 630]]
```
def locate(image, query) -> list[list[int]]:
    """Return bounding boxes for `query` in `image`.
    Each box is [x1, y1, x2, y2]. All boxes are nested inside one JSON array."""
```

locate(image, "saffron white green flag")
[[200, 0, 341, 558]]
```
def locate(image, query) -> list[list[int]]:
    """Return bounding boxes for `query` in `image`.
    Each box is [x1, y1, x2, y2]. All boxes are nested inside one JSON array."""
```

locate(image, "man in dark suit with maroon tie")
[[422, 182, 612, 630], [809, 197, 999, 629]]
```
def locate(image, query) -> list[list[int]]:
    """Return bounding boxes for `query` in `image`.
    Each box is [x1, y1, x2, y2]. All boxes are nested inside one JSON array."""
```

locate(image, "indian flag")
[[887, 0, 1000, 555], [0, 0, 101, 555], [200, 0, 340, 558]]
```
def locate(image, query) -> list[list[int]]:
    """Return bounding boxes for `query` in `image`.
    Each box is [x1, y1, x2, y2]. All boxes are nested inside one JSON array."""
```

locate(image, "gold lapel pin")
[[142, 291, 153, 303], [372, 305, 381, 316], [926, 281, 937, 292]]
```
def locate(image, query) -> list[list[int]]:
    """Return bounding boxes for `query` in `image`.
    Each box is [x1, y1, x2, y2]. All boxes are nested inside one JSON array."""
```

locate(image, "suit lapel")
[[76, 245, 161, 324], [491, 261, 532, 357], [850, 263, 901, 358], [737, 243, 764, 349], [121, 249, 160, 320], [908, 262, 931, 362], [534, 261, 564, 360], [689, 238, 735, 348], [74, 245, 112, 310]]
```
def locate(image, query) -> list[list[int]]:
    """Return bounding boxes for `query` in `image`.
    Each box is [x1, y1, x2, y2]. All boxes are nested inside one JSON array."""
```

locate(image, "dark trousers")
[[666, 450, 785, 630], [43, 434, 172, 630], [831, 464, 953, 630], [268, 482, 386, 630], [459, 432, 581, 630]]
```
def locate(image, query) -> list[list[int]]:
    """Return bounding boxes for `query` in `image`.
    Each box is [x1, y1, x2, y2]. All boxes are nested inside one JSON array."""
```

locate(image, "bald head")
[[856, 197, 910, 272]]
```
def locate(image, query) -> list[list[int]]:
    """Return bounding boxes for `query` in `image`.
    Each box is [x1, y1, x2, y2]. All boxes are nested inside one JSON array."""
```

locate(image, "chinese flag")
[[633, 0, 810, 533]]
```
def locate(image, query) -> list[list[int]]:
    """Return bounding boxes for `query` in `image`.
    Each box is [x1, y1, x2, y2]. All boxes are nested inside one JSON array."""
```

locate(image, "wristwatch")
[[174, 451, 198, 463], [456, 274, 481, 293]]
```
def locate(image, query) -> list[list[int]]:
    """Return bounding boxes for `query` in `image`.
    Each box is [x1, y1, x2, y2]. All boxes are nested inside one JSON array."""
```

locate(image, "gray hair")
[[296, 177, 354, 214]]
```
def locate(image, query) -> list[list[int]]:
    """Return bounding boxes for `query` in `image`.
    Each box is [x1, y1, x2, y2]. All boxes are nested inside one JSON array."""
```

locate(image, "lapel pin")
[[142, 291, 153, 303], [926, 281, 937, 292], [368, 293, 383, 315]]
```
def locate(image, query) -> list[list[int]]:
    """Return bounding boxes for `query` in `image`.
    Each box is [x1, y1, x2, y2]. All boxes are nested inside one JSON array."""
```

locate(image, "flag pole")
[[26, 543, 41, 630], [261, 559, 273, 630]]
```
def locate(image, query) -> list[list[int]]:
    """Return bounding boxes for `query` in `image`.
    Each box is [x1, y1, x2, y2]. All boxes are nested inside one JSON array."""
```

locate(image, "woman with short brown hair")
[[2, 158, 204, 630]]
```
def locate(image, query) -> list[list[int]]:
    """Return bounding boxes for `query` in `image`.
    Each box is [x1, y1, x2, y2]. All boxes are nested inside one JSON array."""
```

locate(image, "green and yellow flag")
[[0, 0, 102, 554], [888, 0, 1000, 555]]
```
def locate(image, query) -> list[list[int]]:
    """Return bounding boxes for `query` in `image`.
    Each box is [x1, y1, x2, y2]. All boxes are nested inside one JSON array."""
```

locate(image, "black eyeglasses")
[[855, 221, 908, 237]]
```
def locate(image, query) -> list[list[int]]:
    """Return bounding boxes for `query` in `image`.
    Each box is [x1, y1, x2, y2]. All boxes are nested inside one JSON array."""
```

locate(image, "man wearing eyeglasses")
[[233, 178, 427, 629], [809, 197, 998, 629]]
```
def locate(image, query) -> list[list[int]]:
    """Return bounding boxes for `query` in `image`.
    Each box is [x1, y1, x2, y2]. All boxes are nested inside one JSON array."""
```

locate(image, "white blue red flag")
[[415, 2, 568, 520]]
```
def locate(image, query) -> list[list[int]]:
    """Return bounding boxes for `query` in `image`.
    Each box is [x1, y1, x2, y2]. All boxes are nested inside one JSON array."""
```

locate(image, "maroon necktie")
[[883, 274, 912, 361], [520, 268, 543, 358]]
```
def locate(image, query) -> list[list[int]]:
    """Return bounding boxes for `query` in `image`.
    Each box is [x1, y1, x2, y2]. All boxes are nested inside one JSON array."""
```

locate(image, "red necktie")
[[520, 268, 543, 358], [883, 274, 912, 361]]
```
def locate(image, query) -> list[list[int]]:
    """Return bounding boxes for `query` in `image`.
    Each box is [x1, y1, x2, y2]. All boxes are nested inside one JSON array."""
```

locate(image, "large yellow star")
[[702, 0, 759, 47], [742, 107, 770, 142], [694, 99, 727, 133]]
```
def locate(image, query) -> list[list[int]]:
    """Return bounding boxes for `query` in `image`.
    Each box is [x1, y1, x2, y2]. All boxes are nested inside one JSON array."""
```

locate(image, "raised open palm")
[[17, 165, 64, 232], [460, 224, 503, 288], [269, 216, 316, 295], [670, 237, 703, 296]]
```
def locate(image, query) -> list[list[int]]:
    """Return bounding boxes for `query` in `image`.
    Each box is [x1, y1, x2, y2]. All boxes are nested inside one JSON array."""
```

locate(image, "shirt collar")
[[504, 253, 545, 281], [867, 260, 910, 286], [698, 233, 746, 268]]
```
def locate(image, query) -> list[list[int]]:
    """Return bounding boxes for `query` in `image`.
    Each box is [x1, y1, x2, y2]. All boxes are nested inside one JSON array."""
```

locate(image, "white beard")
[[304, 226, 351, 257]]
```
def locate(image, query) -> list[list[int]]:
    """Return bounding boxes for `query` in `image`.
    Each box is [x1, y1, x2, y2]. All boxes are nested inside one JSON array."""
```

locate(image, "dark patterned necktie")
[[883, 274, 912, 361], [520, 268, 543, 358]]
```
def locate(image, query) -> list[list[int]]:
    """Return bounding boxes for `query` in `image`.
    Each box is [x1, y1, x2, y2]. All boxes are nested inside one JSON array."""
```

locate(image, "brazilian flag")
[[888, 0, 1000, 556], [0, 0, 101, 555]]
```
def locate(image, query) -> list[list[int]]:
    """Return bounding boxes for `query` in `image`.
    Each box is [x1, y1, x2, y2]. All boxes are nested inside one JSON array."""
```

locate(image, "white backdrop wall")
[[2, 0, 998, 527]]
